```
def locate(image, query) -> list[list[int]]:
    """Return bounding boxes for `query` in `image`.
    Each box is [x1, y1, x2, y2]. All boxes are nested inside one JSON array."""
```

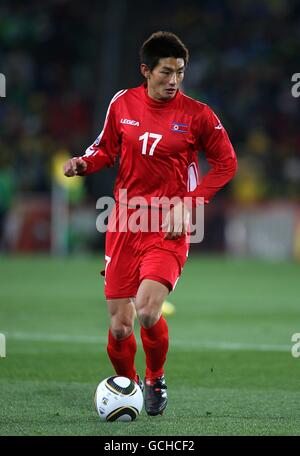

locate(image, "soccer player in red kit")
[[63, 31, 237, 416]]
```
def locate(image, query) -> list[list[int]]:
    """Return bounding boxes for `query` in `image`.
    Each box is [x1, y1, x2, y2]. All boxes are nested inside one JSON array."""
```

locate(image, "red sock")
[[107, 329, 137, 381], [140, 316, 169, 380]]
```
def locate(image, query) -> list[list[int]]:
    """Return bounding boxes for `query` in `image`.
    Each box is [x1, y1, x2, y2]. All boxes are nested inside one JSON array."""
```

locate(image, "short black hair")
[[140, 31, 189, 71]]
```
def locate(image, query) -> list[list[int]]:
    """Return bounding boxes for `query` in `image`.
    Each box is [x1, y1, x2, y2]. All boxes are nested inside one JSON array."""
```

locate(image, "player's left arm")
[[185, 105, 238, 204]]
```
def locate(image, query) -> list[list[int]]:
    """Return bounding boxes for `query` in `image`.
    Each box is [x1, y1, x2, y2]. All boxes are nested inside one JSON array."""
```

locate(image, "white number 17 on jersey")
[[139, 132, 162, 156]]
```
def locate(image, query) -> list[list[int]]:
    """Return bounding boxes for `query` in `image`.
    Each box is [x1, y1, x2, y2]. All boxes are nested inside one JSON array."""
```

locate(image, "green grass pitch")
[[0, 254, 300, 435]]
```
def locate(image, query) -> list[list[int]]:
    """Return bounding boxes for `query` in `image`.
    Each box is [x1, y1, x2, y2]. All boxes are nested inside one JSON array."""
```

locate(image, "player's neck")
[[147, 87, 167, 103]]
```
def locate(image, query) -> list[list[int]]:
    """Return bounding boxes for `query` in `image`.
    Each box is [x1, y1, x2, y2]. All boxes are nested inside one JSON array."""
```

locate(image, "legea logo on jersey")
[[120, 118, 140, 127], [171, 122, 188, 133]]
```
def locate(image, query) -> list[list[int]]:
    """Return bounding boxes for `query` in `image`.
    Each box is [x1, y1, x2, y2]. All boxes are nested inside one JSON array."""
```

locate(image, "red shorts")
[[103, 204, 190, 299]]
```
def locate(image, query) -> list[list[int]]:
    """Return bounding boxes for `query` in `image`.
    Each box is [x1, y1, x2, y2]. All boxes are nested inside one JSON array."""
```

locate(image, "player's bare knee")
[[107, 299, 135, 339], [136, 296, 161, 328], [110, 313, 134, 339], [112, 328, 131, 340], [110, 322, 133, 340], [138, 312, 159, 328]]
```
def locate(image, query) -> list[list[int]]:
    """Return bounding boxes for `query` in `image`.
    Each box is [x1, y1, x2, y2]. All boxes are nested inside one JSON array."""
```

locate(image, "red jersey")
[[81, 84, 237, 204]]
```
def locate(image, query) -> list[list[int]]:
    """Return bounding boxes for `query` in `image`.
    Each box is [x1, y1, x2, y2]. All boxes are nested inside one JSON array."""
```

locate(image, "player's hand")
[[63, 157, 87, 177], [162, 201, 190, 240]]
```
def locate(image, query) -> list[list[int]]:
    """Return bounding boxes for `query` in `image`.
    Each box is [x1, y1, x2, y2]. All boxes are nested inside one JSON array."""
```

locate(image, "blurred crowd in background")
[[0, 0, 299, 256]]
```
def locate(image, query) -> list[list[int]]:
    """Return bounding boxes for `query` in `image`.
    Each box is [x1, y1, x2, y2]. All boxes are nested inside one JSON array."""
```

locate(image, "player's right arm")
[[63, 157, 87, 177], [63, 90, 124, 177]]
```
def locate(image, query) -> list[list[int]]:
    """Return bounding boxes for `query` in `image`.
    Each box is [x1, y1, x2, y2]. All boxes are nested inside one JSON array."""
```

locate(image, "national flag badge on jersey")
[[171, 122, 189, 133]]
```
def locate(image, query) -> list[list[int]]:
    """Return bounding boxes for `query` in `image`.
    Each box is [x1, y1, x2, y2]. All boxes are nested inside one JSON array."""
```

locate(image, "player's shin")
[[140, 316, 169, 379], [107, 329, 138, 381]]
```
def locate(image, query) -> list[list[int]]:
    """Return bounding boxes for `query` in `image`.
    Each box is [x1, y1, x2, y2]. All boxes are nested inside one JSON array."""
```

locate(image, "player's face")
[[144, 57, 185, 101]]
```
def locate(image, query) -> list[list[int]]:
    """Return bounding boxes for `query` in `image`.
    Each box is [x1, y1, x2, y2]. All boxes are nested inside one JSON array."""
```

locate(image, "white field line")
[[3, 331, 291, 352]]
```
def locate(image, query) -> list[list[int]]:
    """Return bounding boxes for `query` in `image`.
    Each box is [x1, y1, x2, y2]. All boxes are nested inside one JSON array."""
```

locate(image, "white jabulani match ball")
[[94, 376, 143, 422]]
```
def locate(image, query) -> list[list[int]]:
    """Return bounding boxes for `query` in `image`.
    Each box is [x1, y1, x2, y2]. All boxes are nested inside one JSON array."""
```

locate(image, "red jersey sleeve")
[[186, 105, 237, 204], [80, 91, 123, 175]]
